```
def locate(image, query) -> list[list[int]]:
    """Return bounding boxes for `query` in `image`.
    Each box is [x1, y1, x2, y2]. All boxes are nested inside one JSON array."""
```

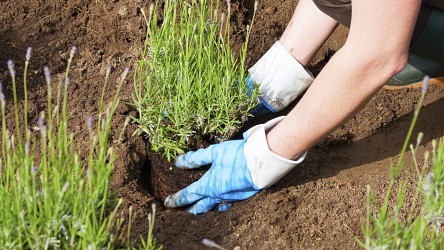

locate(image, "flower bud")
[[121, 67, 130, 80], [70, 46, 77, 57], [106, 66, 112, 78], [421, 75, 430, 93], [202, 238, 216, 248], [38, 117, 46, 131], [7, 60, 15, 77], [61, 182, 70, 193], [124, 116, 131, 127], [25, 47, 32, 63], [149, 4, 154, 16], [65, 77, 70, 87], [0, 81, 5, 101], [32, 166, 38, 174], [87, 116, 94, 130], [44, 66, 51, 83]]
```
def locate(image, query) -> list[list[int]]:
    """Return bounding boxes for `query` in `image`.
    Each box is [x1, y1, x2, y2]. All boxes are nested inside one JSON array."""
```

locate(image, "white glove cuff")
[[248, 41, 314, 112], [244, 116, 307, 189]]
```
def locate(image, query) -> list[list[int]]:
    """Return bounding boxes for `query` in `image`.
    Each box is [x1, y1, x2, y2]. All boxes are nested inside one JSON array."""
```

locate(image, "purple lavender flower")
[[0, 81, 5, 100], [202, 238, 217, 248], [32, 166, 38, 173], [44, 66, 51, 83], [424, 172, 434, 195], [38, 117, 46, 131], [106, 66, 112, 78], [87, 116, 94, 130], [25, 47, 32, 63], [422, 75, 430, 93], [122, 67, 130, 80], [70, 46, 77, 57], [65, 77, 70, 87], [7, 60, 15, 77]]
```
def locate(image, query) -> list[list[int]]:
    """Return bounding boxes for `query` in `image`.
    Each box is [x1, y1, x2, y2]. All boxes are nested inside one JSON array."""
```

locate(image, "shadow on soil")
[[271, 95, 444, 191]]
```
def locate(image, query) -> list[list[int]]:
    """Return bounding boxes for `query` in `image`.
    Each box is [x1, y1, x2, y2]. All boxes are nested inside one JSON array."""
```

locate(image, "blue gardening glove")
[[164, 117, 307, 215], [247, 41, 314, 115], [164, 139, 259, 214]]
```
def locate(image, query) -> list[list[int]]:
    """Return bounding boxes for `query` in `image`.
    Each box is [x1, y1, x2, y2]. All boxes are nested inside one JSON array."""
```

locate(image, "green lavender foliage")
[[133, 0, 259, 161], [358, 77, 444, 249], [128, 204, 162, 250], [0, 47, 159, 249]]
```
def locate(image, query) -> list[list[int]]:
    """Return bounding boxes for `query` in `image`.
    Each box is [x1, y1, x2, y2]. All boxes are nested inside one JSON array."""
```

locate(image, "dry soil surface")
[[0, 0, 443, 249]]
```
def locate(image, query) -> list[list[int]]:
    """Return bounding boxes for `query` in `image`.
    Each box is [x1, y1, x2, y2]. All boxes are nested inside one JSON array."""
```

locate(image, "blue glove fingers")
[[164, 187, 204, 208], [215, 203, 233, 212], [186, 197, 223, 215], [175, 145, 217, 169]]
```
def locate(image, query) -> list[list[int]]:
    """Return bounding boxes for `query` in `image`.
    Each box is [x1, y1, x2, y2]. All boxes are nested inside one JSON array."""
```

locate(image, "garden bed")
[[1, 0, 443, 249]]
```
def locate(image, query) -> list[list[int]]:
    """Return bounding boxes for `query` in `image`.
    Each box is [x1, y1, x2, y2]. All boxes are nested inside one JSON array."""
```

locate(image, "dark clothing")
[[312, 0, 352, 28], [423, 0, 444, 10], [313, 0, 444, 44], [313, 0, 444, 28], [312, 0, 443, 43], [311, 0, 444, 85]]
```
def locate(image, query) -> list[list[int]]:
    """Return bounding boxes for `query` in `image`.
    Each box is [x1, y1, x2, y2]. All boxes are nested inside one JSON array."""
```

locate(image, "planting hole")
[[141, 149, 207, 206]]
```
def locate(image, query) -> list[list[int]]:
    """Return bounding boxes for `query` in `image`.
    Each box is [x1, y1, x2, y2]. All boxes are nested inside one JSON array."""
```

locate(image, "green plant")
[[127, 203, 162, 250], [358, 76, 444, 249], [0, 47, 159, 249], [133, 0, 259, 161]]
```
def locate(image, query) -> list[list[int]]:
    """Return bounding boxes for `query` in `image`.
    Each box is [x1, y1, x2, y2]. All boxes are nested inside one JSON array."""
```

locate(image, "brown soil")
[[1, 0, 443, 249]]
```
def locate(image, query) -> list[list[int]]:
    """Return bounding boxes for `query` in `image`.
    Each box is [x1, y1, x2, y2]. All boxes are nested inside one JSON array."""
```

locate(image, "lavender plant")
[[358, 76, 444, 249], [133, 0, 259, 161], [0, 48, 158, 249], [128, 203, 161, 250]]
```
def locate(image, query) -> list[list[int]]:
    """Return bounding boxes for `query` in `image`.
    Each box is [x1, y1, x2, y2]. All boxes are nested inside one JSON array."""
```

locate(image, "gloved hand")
[[247, 41, 315, 116], [164, 117, 307, 214]]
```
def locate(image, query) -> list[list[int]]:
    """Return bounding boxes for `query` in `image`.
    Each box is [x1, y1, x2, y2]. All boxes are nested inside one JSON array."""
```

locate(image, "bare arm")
[[267, 0, 422, 160], [280, 0, 338, 66]]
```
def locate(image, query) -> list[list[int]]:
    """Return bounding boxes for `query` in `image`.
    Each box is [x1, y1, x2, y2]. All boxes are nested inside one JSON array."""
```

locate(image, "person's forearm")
[[266, 47, 393, 159], [266, 0, 421, 160], [279, 0, 337, 66]]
